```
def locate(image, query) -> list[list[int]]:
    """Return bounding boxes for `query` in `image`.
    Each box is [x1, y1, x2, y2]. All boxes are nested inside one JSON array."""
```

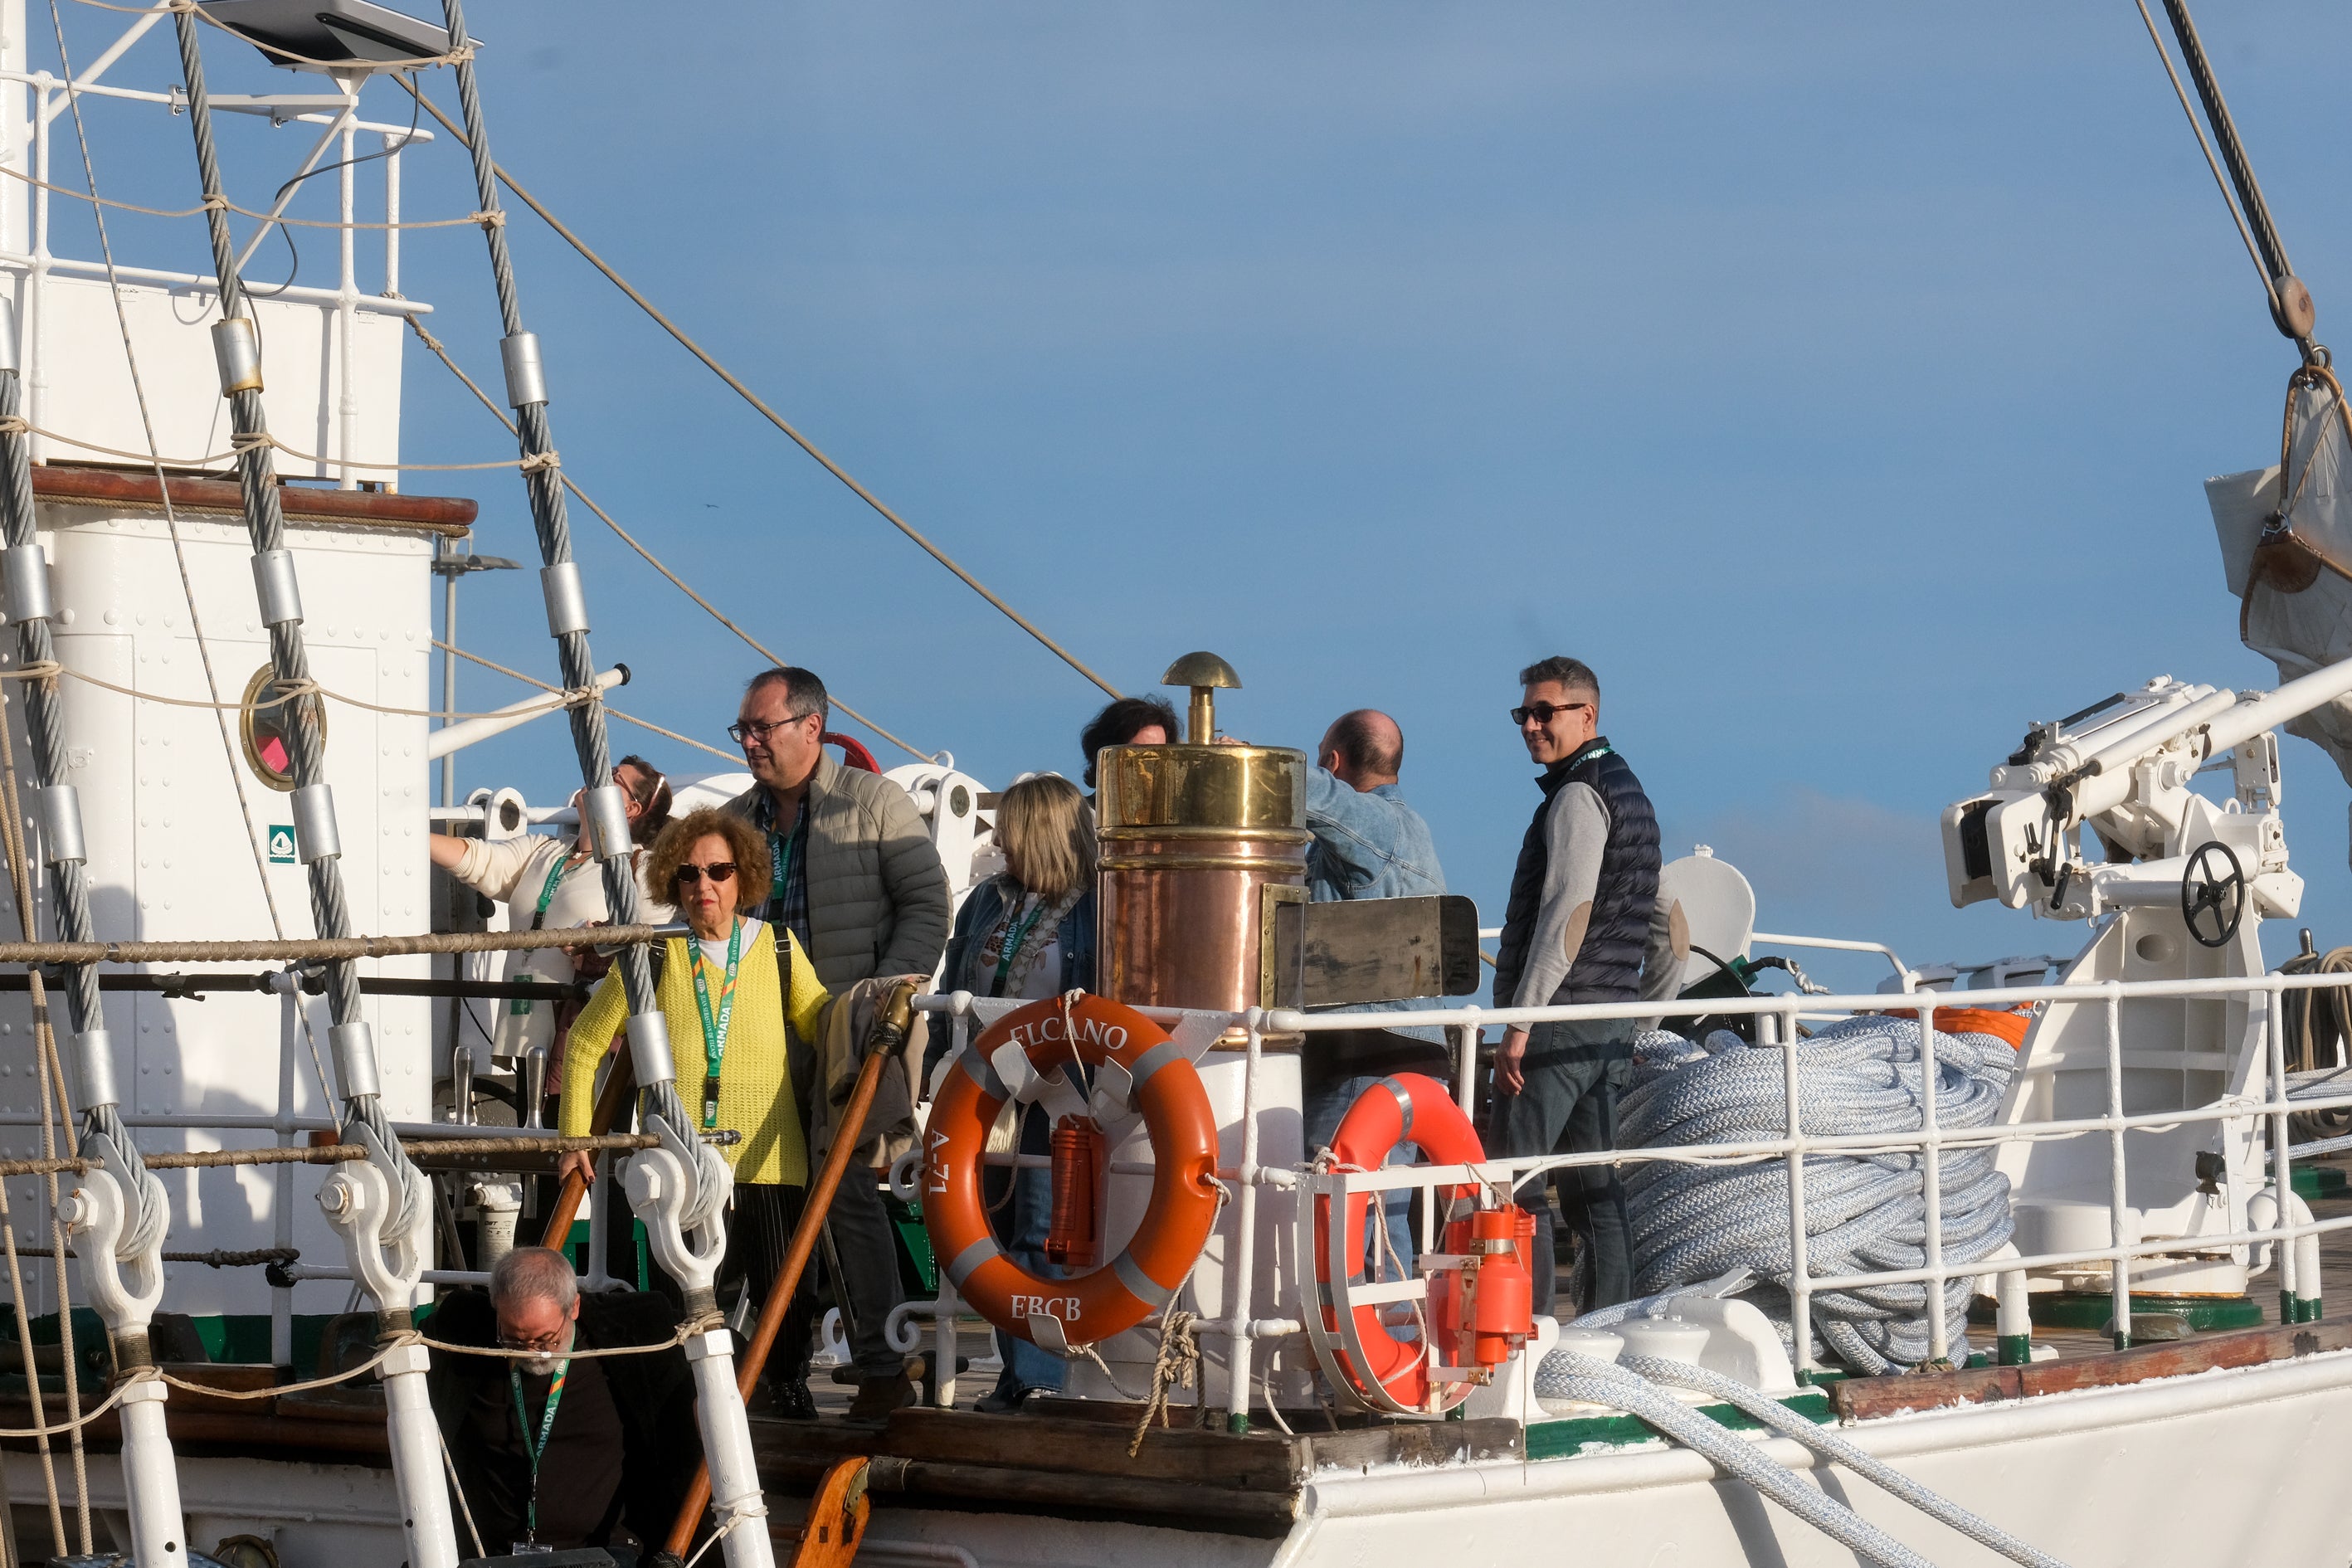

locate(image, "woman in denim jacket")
[[933, 773, 1098, 1411]]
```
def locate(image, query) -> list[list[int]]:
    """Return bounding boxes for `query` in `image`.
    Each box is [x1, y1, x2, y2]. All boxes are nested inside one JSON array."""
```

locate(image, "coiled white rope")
[[1619, 1016, 2019, 1372]]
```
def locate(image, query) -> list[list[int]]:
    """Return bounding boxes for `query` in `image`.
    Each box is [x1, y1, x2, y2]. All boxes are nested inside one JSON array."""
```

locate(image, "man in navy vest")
[[1490, 656, 1660, 1316]]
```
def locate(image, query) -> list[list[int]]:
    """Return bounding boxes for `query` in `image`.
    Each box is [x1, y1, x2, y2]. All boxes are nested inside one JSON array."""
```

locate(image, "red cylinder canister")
[[1045, 1116, 1108, 1269]]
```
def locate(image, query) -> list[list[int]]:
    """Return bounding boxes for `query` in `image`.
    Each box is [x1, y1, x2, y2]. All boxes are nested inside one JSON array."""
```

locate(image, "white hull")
[[847, 1348, 2352, 1568], [21, 1346, 2352, 1564]]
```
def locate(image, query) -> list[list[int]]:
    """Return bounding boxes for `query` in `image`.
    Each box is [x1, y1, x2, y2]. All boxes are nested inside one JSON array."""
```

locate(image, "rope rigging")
[[395, 76, 1127, 703], [402, 314, 939, 764]]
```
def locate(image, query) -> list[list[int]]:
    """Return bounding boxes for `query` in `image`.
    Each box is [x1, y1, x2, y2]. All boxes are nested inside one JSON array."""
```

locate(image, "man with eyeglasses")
[[1490, 655, 1661, 1317], [429, 1246, 697, 1563], [723, 665, 948, 1419]]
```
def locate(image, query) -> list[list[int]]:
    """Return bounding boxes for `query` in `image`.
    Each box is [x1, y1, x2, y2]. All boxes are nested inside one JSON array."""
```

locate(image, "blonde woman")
[[556, 806, 830, 1417], [933, 772, 1098, 1411]]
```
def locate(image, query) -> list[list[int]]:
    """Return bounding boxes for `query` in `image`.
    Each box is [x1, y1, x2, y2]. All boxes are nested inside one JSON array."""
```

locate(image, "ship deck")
[[7, 1157, 2352, 1550]]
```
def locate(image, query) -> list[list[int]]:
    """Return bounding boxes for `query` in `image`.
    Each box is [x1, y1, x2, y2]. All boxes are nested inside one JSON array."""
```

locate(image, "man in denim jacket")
[[1302, 710, 1451, 1275]]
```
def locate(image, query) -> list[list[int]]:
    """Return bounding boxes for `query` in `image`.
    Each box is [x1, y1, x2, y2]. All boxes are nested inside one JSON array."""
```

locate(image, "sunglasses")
[[674, 861, 738, 885], [1511, 701, 1591, 726]]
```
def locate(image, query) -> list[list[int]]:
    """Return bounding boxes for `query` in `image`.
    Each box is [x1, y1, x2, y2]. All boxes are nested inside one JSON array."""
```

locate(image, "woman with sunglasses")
[[556, 806, 834, 1416]]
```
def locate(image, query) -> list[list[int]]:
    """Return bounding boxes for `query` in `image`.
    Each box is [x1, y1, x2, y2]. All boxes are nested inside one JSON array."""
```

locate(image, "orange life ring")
[[1313, 1072, 1528, 1411], [1886, 1005, 2032, 1049], [922, 994, 1221, 1351]]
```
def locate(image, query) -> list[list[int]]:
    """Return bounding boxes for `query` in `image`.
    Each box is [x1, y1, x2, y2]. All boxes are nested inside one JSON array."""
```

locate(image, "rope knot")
[[518, 448, 561, 474], [1128, 1307, 1204, 1455], [199, 192, 228, 212], [470, 207, 505, 230], [0, 416, 29, 436], [229, 430, 273, 454], [443, 43, 477, 66]]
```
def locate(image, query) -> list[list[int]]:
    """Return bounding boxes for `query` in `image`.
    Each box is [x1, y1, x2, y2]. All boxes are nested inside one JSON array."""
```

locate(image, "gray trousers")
[[824, 1157, 909, 1381], [1489, 1019, 1634, 1318]]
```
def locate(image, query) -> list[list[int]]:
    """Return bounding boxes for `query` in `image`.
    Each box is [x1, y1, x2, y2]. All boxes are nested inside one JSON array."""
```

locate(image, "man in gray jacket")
[[725, 665, 950, 1419]]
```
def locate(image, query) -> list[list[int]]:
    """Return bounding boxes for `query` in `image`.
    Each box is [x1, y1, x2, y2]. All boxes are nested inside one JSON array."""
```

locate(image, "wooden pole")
[[665, 981, 915, 1558], [541, 1053, 635, 1249]]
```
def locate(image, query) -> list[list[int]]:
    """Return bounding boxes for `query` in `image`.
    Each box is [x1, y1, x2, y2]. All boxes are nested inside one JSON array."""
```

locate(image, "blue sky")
[[39, 1, 2352, 991]]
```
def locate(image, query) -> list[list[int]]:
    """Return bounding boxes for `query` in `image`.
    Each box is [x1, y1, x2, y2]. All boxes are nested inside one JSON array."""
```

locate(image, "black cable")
[[269, 72, 422, 208], [247, 74, 422, 304]]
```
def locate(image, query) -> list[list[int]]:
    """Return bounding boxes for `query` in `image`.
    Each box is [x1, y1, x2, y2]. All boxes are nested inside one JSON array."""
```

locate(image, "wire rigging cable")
[[397, 78, 1125, 703], [43, 0, 340, 1118], [2136, 0, 2320, 358], [404, 315, 938, 764]]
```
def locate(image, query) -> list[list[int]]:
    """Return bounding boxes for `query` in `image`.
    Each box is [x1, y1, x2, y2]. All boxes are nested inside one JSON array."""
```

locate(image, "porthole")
[[238, 664, 322, 793]]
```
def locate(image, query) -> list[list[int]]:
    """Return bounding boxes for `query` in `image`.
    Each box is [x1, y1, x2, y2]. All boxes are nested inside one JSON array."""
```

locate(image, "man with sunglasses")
[[723, 665, 949, 1419], [1491, 656, 1660, 1317]]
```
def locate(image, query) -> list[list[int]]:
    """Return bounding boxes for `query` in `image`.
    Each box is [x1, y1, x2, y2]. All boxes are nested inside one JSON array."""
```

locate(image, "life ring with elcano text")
[[921, 993, 1221, 1352]]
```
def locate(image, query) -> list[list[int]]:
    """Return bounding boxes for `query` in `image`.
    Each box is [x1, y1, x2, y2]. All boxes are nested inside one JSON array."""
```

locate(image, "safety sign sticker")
[[267, 825, 297, 864]]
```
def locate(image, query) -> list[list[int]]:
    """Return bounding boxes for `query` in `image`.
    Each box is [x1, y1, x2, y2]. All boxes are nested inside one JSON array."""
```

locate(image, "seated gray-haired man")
[[429, 1247, 699, 1563]]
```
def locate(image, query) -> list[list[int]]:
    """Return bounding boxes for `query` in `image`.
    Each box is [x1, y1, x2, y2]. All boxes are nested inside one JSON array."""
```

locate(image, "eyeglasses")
[[674, 862, 738, 885], [1511, 701, 1592, 727], [498, 1327, 569, 1353], [727, 713, 818, 747]]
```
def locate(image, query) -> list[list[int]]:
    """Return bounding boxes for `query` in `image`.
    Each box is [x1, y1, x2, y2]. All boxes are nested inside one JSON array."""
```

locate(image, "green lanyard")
[[991, 897, 1049, 997], [691, 918, 743, 1129], [529, 854, 571, 930], [508, 1356, 570, 1545], [509, 855, 576, 1018]]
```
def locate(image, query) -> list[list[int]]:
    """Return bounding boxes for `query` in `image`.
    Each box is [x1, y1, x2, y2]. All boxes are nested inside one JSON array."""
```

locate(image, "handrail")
[[911, 965, 2335, 1419]]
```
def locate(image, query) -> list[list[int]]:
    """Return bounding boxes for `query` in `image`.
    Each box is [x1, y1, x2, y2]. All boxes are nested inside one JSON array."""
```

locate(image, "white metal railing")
[[2, 56, 435, 485], [907, 963, 2352, 1429]]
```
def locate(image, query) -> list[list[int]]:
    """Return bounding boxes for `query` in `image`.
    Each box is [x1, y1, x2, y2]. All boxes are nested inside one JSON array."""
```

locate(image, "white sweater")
[[447, 834, 674, 1059]]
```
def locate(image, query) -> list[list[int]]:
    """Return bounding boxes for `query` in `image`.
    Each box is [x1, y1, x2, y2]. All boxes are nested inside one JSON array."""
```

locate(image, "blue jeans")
[[991, 1104, 1068, 1396], [1303, 1074, 1420, 1278]]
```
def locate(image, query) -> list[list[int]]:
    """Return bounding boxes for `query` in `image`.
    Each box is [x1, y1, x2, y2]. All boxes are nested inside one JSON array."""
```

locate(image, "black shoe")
[[775, 1377, 818, 1420], [846, 1369, 916, 1421], [973, 1382, 1032, 1415]]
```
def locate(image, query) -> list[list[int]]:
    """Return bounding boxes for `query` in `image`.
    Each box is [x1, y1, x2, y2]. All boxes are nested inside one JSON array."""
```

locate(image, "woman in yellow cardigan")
[[557, 805, 832, 1416]]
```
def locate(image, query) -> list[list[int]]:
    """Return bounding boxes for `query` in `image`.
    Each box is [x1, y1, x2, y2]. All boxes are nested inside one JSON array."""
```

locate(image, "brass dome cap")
[[1161, 651, 1241, 690]]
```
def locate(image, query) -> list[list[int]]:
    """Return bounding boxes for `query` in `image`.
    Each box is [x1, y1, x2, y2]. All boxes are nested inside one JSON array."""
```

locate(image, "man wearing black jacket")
[[429, 1248, 698, 1562], [1490, 656, 1663, 1317]]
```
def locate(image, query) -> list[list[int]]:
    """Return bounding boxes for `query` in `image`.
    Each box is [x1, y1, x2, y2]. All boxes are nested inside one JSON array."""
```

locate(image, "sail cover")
[[2209, 369, 2352, 786]]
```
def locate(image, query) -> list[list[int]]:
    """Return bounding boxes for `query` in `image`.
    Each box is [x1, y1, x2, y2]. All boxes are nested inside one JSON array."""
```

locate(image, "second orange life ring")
[[1312, 1072, 1530, 1412], [922, 994, 1221, 1351]]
